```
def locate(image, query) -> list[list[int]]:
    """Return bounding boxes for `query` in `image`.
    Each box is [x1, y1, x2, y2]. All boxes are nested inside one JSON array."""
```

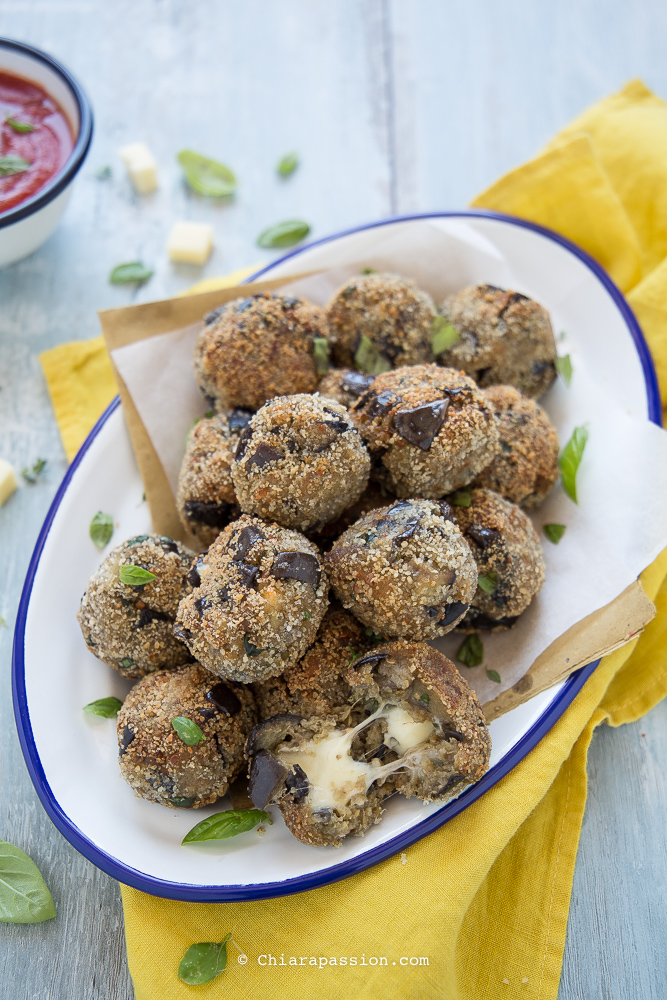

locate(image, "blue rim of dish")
[[11, 211, 661, 902], [0, 37, 94, 229]]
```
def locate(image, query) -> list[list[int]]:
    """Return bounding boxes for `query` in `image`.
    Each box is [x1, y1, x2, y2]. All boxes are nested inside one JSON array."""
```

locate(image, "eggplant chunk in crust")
[[246, 642, 491, 846]]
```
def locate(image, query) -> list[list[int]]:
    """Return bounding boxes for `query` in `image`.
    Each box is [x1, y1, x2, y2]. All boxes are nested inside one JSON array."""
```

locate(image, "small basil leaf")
[[0, 615, 7, 628], [477, 572, 498, 595], [559, 425, 589, 503], [431, 316, 460, 355], [257, 219, 310, 248], [177, 149, 236, 197], [172, 716, 205, 746], [6, 117, 36, 133], [83, 697, 123, 718], [277, 151, 298, 177], [312, 336, 329, 375], [554, 354, 573, 387], [89, 511, 114, 549], [449, 488, 472, 508], [0, 154, 31, 176], [543, 523, 566, 544], [94, 165, 112, 179], [361, 267, 376, 274], [486, 669, 501, 683], [119, 565, 156, 586], [457, 633, 483, 667], [109, 262, 153, 285], [0, 841, 56, 923], [21, 458, 47, 484], [178, 935, 231, 986], [354, 334, 392, 375], [182, 809, 271, 844], [120, 657, 134, 669]]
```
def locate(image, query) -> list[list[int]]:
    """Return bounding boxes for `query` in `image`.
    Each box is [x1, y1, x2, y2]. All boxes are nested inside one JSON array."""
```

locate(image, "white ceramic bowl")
[[0, 38, 93, 268]]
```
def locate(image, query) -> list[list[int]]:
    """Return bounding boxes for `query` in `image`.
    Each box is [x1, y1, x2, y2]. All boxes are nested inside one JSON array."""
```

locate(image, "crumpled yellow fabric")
[[40, 79, 667, 1000]]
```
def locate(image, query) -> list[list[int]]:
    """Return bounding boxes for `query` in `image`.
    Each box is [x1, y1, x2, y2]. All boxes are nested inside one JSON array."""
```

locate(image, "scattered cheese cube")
[[0, 459, 18, 506], [167, 221, 214, 266], [119, 142, 158, 194]]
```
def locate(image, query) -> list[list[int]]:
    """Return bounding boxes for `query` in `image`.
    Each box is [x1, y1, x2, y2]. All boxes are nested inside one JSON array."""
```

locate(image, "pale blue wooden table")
[[1, 2, 666, 997]]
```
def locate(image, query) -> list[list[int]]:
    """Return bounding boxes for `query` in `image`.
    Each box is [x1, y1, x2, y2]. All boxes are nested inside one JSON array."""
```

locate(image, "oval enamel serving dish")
[[13, 212, 660, 901]]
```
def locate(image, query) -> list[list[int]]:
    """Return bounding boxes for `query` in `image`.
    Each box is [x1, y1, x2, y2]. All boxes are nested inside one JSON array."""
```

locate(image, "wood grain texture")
[[0, 1, 665, 997]]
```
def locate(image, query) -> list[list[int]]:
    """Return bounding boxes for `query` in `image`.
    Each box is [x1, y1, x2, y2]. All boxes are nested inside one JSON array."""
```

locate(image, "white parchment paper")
[[111, 218, 667, 704]]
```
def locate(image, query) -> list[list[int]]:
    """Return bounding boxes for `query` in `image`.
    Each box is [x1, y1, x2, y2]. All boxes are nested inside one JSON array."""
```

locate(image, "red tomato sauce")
[[0, 70, 74, 214]]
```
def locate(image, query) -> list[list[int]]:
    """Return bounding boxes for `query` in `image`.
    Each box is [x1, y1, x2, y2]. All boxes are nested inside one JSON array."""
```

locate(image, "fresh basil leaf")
[[0, 615, 7, 628], [21, 458, 47, 484], [172, 716, 205, 746], [277, 151, 298, 177], [457, 633, 483, 667], [312, 336, 329, 375], [543, 523, 566, 544], [257, 219, 310, 248], [0, 841, 56, 923], [243, 634, 264, 657], [6, 117, 36, 133], [89, 511, 113, 549], [109, 261, 153, 285], [477, 572, 498, 595], [182, 809, 271, 844], [555, 354, 573, 387], [118, 565, 156, 586], [354, 334, 392, 375], [431, 316, 460, 355], [449, 487, 472, 508], [94, 165, 112, 179], [0, 154, 31, 176], [178, 150, 236, 197], [486, 669, 501, 683], [83, 696, 123, 718], [178, 935, 231, 985], [361, 267, 376, 274], [559, 425, 588, 503]]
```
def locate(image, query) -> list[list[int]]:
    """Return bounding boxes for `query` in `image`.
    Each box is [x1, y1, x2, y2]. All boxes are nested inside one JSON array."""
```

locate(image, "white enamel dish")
[[13, 212, 660, 901]]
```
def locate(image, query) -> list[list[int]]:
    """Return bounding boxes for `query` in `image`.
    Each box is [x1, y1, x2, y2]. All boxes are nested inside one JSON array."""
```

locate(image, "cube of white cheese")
[[167, 222, 214, 266], [119, 142, 158, 195], [0, 458, 18, 506]]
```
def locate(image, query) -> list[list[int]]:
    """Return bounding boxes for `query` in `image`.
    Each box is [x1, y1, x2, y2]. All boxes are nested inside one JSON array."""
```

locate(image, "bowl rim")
[[0, 36, 94, 229], [11, 210, 661, 901]]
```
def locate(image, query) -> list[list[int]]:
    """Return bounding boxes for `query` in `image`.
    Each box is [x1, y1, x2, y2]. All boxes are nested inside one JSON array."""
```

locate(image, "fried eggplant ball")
[[176, 409, 252, 546], [317, 369, 375, 409], [325, 273, 436, 370], [251, 603, 379, 721], [231, 394, 370, 533], [246, 641, 491, 846], [174, 516, 329, 683], [193, 292, 328, 412], [435, 284, 557, 398], [473, 385, 559, 508], [326, 499, 477, 639], [350, 365, 499, 497], [117, 663, 256, 809], [77, 534, 195, 679], [451, 488, 546, 631]]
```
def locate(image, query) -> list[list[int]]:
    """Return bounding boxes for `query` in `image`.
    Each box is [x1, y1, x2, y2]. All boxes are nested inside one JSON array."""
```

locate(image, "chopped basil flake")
[[109, 261, 153, 285], [559, 425, 589, 503], [83, 697, 123, 718], [94, 165, 112, 179], [419, 692, 430, 705], [257, 219, 310, 248], [178, 935, 231, 985], [431, 316, 460, 355], [6, 117, 36, 133], [486, 669, 501, 683], [276, 151, 298, 177], [457, 633, 483, 667], [555, 354, 573, 387], [118, 565, 156, 586], [0, 154, 31, 176], [182, 809, 271, 844], [312, 336, 329, 375], [0, 615, 6, 628], [354, 334, 392, 375], [120, 657, 134, 669], [303, 610, 311, 621], [177, 150, 236, 197], [449, 487, 471, 508], [21, 458, 47, 484], [477, 572, 499, 595], [361, 267, 376, 274], [172, 716, 205, 746], [89, 511, 114, 549], [543, 523, 566, 544]]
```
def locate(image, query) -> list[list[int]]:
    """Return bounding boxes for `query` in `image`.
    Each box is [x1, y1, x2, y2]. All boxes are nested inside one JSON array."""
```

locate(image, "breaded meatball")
[[350, 365, 499, 497], [326, 273, 436, 370], [176, 409, 252, 546], [117, 663, 256, 808], [174, 516, 329, 683], [77, 534, 195, 679], [317, 369, 375, 409], [473, 385, 559, 508], [326, 499, 477, 639], [231, 394, 370, 533], [435, 284, 557, 398], [451, 488, 545, 630], [193, 292, 328, 411], [251, 603, 378, 721]]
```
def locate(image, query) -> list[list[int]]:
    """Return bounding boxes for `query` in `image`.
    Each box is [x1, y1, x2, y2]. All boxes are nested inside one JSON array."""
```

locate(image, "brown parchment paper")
[[98, 276, 656, 721]]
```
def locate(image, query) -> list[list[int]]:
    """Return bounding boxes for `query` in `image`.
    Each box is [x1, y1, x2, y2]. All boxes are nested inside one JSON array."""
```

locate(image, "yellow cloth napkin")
[[39, 79, 667, 1000]]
